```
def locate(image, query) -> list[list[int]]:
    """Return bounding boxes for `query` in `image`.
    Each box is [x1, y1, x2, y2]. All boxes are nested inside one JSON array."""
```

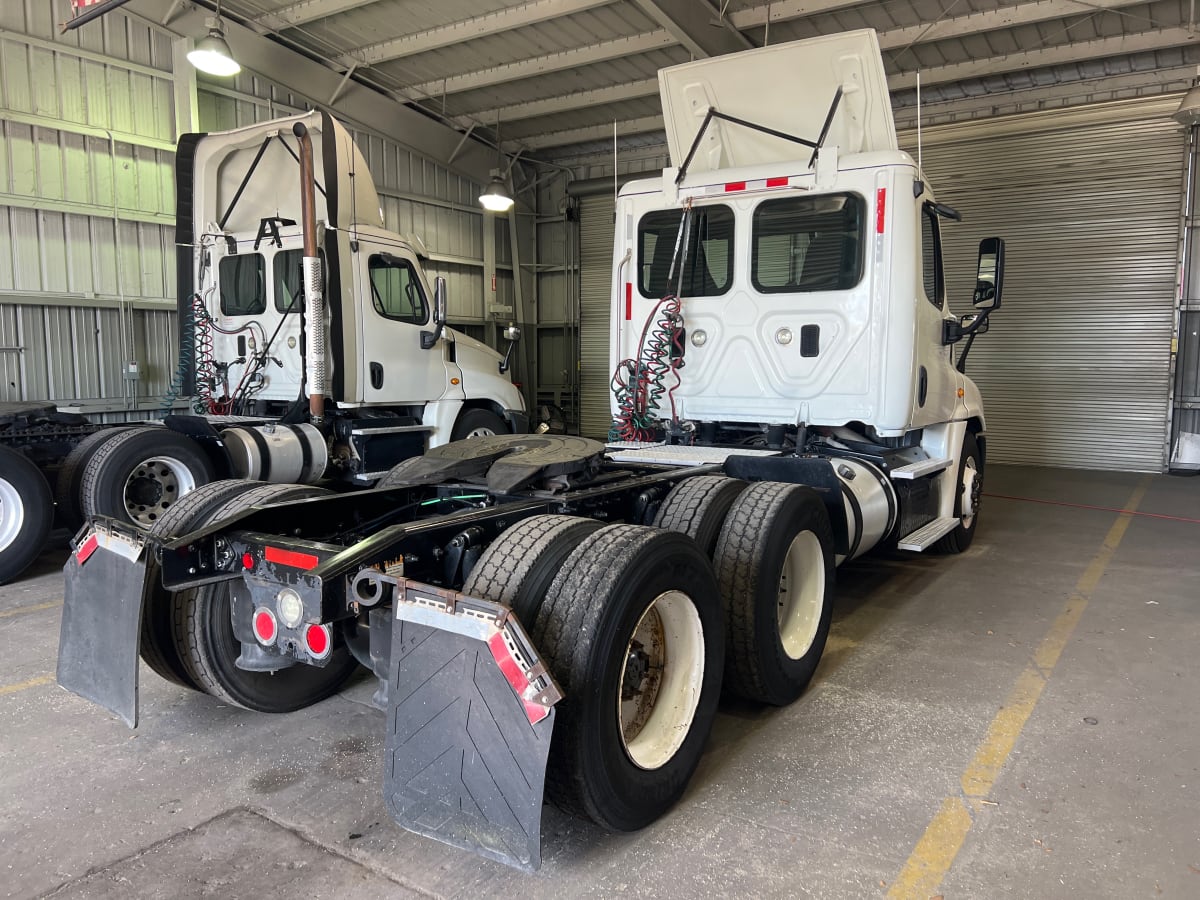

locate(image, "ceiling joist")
[[337, 0, 616, 68]]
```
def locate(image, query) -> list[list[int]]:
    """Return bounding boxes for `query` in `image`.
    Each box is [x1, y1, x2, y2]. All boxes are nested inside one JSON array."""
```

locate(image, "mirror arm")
[[956, 331, 979, 374], [420, 323, 443, 350], [499, 342, 514, 374], [942, 309, 992, 345]]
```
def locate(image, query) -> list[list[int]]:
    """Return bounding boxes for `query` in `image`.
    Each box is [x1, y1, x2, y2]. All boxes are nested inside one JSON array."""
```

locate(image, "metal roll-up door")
[[579, 195, 616, 439], [905, 100, 1184, 472]]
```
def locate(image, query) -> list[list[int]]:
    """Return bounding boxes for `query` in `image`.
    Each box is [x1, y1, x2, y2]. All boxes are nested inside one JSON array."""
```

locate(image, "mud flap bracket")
[[382, 584, 561, 871]]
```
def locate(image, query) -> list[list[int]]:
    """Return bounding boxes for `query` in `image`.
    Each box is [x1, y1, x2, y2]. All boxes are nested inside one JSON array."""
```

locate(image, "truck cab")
[[611, 30, 1002, 553], [179, 112, 525, 445]]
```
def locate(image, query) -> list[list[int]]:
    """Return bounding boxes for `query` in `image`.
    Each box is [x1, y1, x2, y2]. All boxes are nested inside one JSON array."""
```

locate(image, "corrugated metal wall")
[[579, 195, 615, 438], [909, 99, 1184, 472], [0, 5, 177, 420], [0, 5, 490, 420]]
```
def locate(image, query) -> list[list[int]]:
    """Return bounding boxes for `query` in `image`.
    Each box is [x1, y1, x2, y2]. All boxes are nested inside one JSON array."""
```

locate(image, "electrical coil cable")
[[609, 204, 693, 442], [160, 296, 196, 415]]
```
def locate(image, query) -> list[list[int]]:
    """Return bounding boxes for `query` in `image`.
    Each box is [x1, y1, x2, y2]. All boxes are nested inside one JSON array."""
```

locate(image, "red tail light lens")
[[252, 608, 277, 645], [304, 623, 331, 660]]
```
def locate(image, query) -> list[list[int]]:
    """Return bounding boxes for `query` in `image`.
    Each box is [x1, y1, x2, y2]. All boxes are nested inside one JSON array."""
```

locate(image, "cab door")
[[355, 241, 450, 404]]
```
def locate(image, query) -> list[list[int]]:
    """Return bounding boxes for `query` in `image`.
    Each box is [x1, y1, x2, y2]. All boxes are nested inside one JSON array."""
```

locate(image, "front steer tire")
[[534, 524, 724, 832]]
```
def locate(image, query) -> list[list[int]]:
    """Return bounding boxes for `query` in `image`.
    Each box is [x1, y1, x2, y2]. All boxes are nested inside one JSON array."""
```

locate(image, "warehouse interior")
[[2, 0, 1200, 896]]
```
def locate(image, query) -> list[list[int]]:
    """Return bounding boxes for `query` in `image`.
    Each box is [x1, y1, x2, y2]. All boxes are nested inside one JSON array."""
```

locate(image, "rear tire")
[[535, 525, 723, 831], [81, 426, 216, 530], [172, 483, 360, 712], [651, 475, 746, 557], [713, 482, 835, 706], [934, 432, 983, 554], [140, 479, 264, 689], [56, 428, 126, 531], [0, 446, 53, 584], [462, 514, 603, 626]]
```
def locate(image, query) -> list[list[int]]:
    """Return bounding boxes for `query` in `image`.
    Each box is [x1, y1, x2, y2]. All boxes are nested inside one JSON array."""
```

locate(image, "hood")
[[177, 110, 383, 245], [658, 29, 897, 174]]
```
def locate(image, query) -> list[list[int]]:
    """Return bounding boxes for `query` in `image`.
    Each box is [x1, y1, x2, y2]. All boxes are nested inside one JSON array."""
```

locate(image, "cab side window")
[[368, 255, 428, 325], [921, 203, 945, 308], [219, 253, 266, 315]]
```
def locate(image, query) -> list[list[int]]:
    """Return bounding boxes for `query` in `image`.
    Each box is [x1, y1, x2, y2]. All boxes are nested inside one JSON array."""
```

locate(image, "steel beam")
[[629, 0, 751, 58], [475, 79, 659, 123], [522, 115, 665, 149], [339, 0, 615, 68], [254, 0, 378, 29], [123, 0, 497, 181]]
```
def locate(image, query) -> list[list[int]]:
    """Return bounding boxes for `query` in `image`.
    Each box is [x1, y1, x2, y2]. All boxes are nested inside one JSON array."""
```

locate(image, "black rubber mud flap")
[[382, 586, 562, 871], [57, 522, 151, 728]]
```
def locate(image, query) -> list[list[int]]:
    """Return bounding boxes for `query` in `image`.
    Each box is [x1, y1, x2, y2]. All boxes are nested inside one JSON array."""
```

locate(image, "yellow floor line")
[[0, 674, 55, 696], [0, 600, 63, 619], [887, 477, 1150, 900]]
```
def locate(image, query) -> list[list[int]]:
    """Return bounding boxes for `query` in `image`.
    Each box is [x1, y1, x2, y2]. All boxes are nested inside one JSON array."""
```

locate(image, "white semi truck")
[[56, 30, 1002, 871], [0, 111, 526, 585]]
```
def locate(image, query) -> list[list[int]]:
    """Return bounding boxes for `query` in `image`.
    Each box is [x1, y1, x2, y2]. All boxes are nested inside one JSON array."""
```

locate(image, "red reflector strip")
[[625, 282, 632, 321], [724, 181, 746, 192], [264, 546, 319, 570], [876, 187, 887, 234], [75, 534, 99, 565], [765, 176, 788, 187], [488, 631, 550, 725], [704, 176, 794, 196]]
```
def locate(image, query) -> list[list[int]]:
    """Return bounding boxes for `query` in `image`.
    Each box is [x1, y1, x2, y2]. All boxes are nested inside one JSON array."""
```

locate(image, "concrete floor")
[[2, 465, 1198, 898]]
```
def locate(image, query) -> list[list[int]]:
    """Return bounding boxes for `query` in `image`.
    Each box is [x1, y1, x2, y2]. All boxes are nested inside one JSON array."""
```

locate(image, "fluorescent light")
[[188, 18, 240, 77], [479, 175, 514, 212]]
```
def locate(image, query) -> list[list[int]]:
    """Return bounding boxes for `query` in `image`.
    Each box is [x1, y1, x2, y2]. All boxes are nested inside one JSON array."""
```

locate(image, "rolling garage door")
[[579, 195, 616, 439], [909, 98, 1184, 471]]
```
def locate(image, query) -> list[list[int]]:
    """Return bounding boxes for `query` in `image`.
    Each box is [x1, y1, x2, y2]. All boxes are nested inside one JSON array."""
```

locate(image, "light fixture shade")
[[479, 176, 514, 212], [1175, 85, 1200, 125], [188, 21, 241, 77]]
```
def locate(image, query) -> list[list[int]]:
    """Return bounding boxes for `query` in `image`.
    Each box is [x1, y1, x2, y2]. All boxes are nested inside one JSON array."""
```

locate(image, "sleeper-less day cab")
[[56, 30, 1003, 872]]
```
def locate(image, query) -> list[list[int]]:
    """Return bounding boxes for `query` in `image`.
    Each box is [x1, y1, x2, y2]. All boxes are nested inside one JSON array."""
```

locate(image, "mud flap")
[[382, 587, 562, 871], [56, 523, 151, 728]]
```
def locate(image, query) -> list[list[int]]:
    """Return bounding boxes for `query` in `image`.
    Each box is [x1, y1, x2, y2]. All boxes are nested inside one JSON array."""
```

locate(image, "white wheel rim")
[[465, 427, 497, 438], [961, 458, 979, 528], [777, 530, 825, 660], [122, 455, 196, 529], [0, 477, 25, 552], [618, 590, 706, 771]]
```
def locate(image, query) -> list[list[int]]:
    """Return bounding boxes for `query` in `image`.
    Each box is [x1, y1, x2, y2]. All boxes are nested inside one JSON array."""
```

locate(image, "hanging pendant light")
[[478, 119, 514, 212], [188, 1, 240, 77]]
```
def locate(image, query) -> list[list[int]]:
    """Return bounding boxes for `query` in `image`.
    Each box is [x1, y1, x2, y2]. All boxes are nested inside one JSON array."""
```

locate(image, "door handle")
[[370, 361, 383, 389]]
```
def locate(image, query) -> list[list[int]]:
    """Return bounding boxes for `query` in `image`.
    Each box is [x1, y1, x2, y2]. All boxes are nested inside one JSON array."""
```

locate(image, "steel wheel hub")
[[618, 590, 705, 771], [777, 530, 825, 660], [0, 477, 24, 552], [123, 455, 196, 528]]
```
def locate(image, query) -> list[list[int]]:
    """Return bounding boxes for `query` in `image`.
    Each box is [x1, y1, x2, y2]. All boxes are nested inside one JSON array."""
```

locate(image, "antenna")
[[916, 71, 923, 176], [613, 120, 618, 208]]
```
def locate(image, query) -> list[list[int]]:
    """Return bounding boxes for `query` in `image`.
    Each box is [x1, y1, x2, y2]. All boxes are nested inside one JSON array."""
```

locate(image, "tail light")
[[304, 623, 331, 660], [252, 607, 278, 645]]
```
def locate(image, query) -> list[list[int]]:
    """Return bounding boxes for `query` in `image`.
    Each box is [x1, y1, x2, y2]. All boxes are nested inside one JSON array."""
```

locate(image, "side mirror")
[[960, 313, 988, 335], [420, 277, 447, 350], [973, 237, 1005, 311], [499, 323, 521, 374]]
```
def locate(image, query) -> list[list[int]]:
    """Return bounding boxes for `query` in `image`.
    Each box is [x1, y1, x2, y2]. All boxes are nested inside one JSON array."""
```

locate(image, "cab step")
[[897, 517, 960, 551], [889, 457, 952, 479]]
